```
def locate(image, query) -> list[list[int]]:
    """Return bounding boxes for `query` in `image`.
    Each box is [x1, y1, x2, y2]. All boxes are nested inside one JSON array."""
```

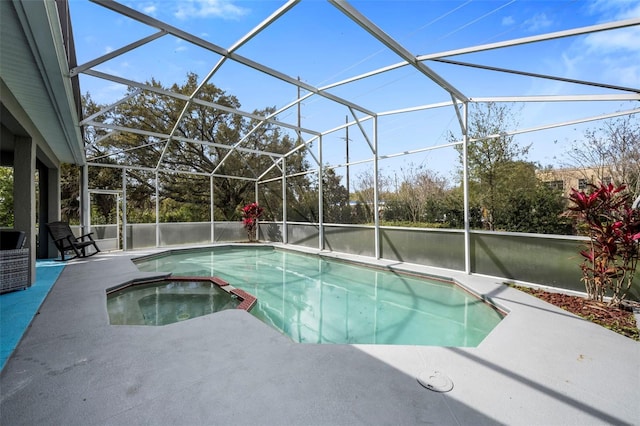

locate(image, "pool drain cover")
[[417, 370, 453, 393]]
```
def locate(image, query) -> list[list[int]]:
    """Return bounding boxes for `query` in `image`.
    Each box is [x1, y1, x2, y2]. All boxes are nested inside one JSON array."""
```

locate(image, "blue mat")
[[0, 260, 65, 371]]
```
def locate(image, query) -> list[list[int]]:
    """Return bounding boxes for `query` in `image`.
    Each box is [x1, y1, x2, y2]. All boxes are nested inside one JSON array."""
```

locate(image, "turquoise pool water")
[[107, 280, 240, 326], [135, 247, 503, 346]]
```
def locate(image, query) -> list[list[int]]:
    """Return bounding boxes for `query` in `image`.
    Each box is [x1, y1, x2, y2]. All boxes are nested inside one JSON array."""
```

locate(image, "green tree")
[[322, 168, 350, 223], [59, 163, 81, 224], [81, 73, 312, 222], [289, 173, 320, 222], [392, 163, 448, 223], [352, 168, 390, 224], [64, 94, 123, 224], [451, 102, 531, 230], [0, 167, 14, 227], [496, 163, 570, 234], [435, 186, 483, 229], [527, 182, 571, 234], [566, 114, 640, 199]]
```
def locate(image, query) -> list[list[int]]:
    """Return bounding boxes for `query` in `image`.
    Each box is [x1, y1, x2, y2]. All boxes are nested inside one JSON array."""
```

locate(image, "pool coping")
[[1, 243, 638, 425]]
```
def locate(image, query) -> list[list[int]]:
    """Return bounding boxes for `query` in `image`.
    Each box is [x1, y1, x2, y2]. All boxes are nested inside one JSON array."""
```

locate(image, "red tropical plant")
[[567, 183, 640, 305], [241, 202, 264, 242]]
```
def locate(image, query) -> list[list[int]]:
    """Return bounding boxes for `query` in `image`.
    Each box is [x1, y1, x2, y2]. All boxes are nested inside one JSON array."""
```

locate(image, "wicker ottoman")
[[0, 248, 30, 294]]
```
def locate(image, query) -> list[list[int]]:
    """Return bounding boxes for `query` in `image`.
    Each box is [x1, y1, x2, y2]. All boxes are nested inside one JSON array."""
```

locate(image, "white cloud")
[[579, 0, 640, 54], [174, 0, 249, 20], [128, 1, 158, 17], [142, 4, 158, 17], [84, 81, 129, 105], [579, 1, 640, 84], [173, 39, 188, 53], [587, 0, 640, 20], [617, 2, 640, 20], [558, 0, 640, 86], [523, 13, 553, 32], [564, 33, 639, 86], [583, 27, 640, 53], [501, 16, 515, 26], [561, 52, 580, 77], [609, 63, 640, 86]]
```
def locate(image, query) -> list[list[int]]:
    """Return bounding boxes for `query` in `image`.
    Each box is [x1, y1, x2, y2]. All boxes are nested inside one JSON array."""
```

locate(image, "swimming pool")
[[135, 246, 504, 346]]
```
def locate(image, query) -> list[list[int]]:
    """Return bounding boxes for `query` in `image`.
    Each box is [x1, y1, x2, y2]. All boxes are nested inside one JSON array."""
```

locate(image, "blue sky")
[[69, 0, 639, 185]]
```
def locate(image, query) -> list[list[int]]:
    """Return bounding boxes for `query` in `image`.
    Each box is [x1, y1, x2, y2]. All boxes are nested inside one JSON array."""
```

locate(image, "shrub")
[[568, 183, 640, 305], [241, 202, 264, 242]]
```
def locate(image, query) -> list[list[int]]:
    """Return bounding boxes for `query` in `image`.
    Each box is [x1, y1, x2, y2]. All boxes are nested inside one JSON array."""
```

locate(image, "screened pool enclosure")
[[70, 1, 640, 298]]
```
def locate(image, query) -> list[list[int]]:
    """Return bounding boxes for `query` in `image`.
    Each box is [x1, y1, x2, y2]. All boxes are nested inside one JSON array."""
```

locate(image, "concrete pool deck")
[[1, 245, 638, 425]]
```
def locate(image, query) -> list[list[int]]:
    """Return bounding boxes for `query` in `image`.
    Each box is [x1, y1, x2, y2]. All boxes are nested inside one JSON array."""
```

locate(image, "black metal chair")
[[46, 221, 100, 261]]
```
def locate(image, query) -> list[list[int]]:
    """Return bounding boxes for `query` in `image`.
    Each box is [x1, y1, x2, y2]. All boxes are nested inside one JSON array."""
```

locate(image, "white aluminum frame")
[[75, 0, 640, 269]]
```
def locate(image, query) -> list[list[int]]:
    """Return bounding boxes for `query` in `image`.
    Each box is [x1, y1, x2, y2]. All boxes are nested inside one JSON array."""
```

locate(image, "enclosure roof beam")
[[260, 168, 319, 184], [257, 134, 322, 185], [70, 31, 167, 77], [170, 137, 281, 158], [271, 92, 321, 135], [209, 173, 257, 182], [229, 0, 300, 52], [323, 156, 375, 170], [451, 95, 466, 134], [319, 61, 406, 92], [211, 124, 274, 175], [470, 95, 640, 102], [161, 0, 302, 171], [88, 189, 122, 195], [284, 134, 321, 164], [230, 54, 376, 115], [84, 68, 189, 99], [213, 91, 319, 175], [377, 100, 456, 117], [82, 69, 320, 135], [318, 17, 640, 94], [434, 58, 640, 94], [87, 162, 154, 172], [261, 134, 322, 181], [79, 89, 141, 126], [417, 17, 640, 61], [239, 91, 321, 150], [91, 0, 375, 117], [257, 157, 284, 181], [257, 160, 284, 183], [89, 131, 120, 149], [88, 138, 167, 162], [84, 121, 285, 158], [455, 108, 640, 144], [347, 106, 375, 154], [190, 98, 319, 135], [155, 139, 174, 173], [83, 120, 170, 141], [86, 161, 259, 182], [328, 0, 468, 103], [379, 141, 462, 161]]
